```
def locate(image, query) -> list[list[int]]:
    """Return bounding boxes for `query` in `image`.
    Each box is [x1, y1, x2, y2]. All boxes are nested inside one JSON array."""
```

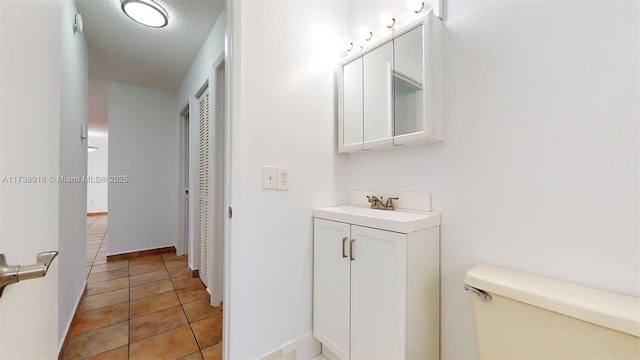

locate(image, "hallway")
[[62, 215, 222, 359]]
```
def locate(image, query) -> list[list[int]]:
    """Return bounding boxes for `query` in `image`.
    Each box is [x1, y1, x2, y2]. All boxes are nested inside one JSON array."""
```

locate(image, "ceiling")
[[77, 0, 225, 92]]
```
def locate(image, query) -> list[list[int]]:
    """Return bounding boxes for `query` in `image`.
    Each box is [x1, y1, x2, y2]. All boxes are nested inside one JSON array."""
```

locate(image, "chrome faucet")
[[367, 195, 386, 209], [367, 195, 399, 211]]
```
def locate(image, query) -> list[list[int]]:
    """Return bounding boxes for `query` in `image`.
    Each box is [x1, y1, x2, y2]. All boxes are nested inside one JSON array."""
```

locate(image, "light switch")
[[277, 168, 290, 191], [263, 166, 277, 190]]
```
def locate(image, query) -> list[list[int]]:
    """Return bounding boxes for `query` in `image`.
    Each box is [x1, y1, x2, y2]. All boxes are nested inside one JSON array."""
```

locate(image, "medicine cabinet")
[[338, 11, 443, 153]]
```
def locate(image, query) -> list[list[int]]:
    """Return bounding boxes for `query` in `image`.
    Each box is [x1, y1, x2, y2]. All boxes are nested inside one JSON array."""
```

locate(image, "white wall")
[[87, 79, 109, 214], [58, 0, 89, 349], [345, 1, 639, 359], [227, 1, 350, 358], [176, 10, 226, 259], [108, 81, 179, 255], [87, 131, 108, 213]]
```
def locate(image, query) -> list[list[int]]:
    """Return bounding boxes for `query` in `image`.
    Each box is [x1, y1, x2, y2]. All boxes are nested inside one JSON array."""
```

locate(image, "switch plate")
[[263, 166, 277, 190], [277, 168, 290, 191]]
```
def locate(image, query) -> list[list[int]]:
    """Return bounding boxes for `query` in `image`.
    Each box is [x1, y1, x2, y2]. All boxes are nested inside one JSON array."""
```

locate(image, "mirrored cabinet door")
[[393, 25, 424, 137], [342, 57, 364, 151], [363, 42, 394, 148]]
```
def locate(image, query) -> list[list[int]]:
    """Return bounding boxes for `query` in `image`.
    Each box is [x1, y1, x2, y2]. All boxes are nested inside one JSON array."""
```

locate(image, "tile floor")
[[62, 215, 223, 359]]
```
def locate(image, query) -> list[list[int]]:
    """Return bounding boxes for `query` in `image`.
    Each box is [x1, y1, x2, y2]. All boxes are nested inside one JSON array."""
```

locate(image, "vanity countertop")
[[313, 205, 440, 233]]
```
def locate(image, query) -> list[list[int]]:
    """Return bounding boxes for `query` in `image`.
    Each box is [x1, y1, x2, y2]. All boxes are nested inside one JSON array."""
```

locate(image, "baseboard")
[[189, 266, 200, 278], [87, 212, 108, 216], [258, 331, 321, 360], [107, 245, 176, 262], [58, 280, 87, 359]]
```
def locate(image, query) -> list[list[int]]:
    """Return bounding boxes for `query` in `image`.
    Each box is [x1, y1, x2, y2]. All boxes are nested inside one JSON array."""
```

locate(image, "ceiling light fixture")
[[379, 12, 396, 29], [340, 38, 354, 52], [121, 0, 168, 28], [407, 0, 425, 13], [358, 26, 373, 42]]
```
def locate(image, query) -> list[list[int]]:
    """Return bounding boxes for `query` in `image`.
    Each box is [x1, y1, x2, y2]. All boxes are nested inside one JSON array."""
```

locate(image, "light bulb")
[[379, 11, 396, 28], [358, 26, 373, 42], [340, 37, 354, 52], [406, 0, 425, 13]]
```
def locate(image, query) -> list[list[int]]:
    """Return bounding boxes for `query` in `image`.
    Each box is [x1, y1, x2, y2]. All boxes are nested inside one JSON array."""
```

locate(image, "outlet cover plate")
[[277, 168, 290, 191]]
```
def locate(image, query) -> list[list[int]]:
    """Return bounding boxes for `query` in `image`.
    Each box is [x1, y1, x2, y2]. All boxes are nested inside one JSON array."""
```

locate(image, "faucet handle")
[[385, 197, 399, 209]]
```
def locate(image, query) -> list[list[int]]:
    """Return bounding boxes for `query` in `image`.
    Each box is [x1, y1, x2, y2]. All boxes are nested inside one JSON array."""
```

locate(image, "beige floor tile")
[[129, 325, 198, 359], [88, 267, 129, 283], [129, 261, 166, 276], [63, 321, 128, 359], [70, 302, 129, 335], [78, 288, 129, 312], [86, 276, 129, 296], [161, 252, 179, 260], [130, 305, 188, 343], [183, 299, 221, 323], [191, 314, 223, 348], [172, 274, 205, 290], [164, 258, 188, 269], [93, 258, 108, 265], [169, 265, 191, 278], [179, 351, 204, 360], [87, 345, 128, 360], [177, 284, 207, 304], [129, 254, 164, 265], [131, 291, 181, 318], [130, 269, 170, 287], [73, 215, 225, 360], [201, 342, 222, 360], [91, 260, 129, 274], [130, 279, 174, 300]]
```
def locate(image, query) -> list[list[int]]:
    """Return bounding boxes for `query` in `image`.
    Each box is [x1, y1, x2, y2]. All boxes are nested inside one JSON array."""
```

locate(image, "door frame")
[[209, 54, 225, 306], [178, 106, 189, 255]]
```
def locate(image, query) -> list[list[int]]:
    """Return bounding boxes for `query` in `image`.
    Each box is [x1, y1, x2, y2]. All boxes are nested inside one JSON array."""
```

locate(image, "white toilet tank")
[[465, 264, 640, 359]]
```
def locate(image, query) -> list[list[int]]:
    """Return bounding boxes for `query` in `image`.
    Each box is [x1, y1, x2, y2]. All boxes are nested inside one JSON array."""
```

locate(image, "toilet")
[[465, 264, 640, 359]]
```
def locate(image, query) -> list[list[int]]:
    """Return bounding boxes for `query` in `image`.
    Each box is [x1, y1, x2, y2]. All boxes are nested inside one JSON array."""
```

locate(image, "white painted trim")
[[223, 0, 236, 358], [258, 332, 321, 360], [209, 53, 225, 308], [177, 106, 190, 256], [57, 279, 87, 354]]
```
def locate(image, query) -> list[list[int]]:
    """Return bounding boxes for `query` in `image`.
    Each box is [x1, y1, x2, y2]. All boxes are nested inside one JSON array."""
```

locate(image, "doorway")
[[210, 58, 226, 307], [179, 108, 190, 256]]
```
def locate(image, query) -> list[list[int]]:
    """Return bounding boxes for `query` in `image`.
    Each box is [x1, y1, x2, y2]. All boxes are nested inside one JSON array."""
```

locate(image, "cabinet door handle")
[[350, 239, 355, 261], [342, 237, 348, 258]]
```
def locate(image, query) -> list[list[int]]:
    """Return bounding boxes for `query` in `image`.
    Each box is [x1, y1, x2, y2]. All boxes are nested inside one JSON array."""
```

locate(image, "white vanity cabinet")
[[313, 213, 440, 360]]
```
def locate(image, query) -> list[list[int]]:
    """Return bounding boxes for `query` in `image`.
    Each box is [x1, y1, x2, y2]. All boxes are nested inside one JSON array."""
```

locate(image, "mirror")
[[337, 12, 441, 153], [342, 57, 363, 148], [363, 41, 393, 144], [393, 24, 424, 137]]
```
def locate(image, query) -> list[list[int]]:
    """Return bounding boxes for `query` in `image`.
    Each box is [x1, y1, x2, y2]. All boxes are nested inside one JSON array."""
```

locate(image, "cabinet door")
[[393, 24, 424, 137], [313, 219, 351, 359], [363, 42, 394, 149], [340, 58, 364, 153], [350, 225, 407, 359]]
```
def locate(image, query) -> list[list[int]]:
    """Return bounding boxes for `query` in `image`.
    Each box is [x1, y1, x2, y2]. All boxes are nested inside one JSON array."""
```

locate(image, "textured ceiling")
[[77, 0, 225, 92]]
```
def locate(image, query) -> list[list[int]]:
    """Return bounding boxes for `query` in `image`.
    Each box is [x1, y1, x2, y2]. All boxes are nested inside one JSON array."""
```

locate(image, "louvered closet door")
[[198, 89, 210, 287]]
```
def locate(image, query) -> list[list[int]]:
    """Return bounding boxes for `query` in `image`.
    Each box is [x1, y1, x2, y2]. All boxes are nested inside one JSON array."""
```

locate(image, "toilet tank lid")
[[465, 264, 640, 337]]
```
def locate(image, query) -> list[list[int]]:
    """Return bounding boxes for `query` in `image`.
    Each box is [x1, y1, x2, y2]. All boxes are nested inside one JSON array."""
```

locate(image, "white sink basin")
[[313, 205, 440, 233]]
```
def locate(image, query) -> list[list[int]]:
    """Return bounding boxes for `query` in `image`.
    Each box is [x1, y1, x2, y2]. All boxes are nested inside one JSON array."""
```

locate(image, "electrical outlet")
[[263, 166, 277, 189], [277, 168, 290, 191]]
